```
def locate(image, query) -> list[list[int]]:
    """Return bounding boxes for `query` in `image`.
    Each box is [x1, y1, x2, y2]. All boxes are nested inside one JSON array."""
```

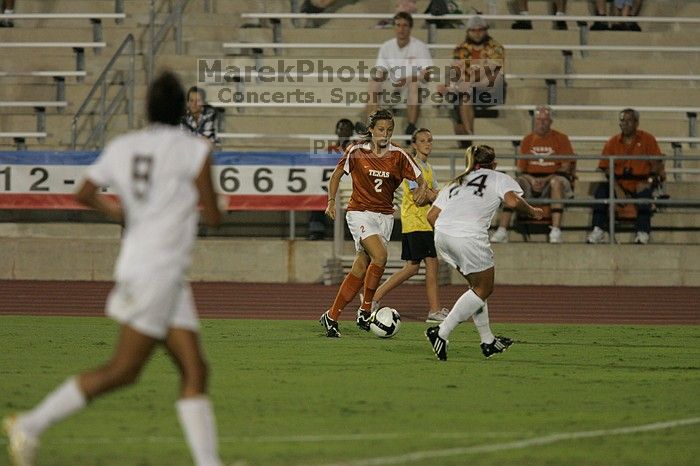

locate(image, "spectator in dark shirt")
[[0, 0, 15, 27], [308, 118, 356, 240], [181, 86, 217, 142]]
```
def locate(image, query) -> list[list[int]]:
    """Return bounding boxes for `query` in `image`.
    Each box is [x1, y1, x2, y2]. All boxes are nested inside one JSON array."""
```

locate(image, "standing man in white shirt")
[[424, 145, 544, 361], [3, 71, 224, 466], [366, 12, 433, 139]]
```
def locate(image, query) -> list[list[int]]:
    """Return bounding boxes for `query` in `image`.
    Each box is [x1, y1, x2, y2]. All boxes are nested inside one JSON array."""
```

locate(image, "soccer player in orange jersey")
[[319, 109, 429, 337]]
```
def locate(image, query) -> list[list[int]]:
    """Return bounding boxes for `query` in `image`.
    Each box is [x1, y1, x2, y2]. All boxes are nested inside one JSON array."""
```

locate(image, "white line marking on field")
[[320, 417, 700, 466], [0, 431, 520, 446]]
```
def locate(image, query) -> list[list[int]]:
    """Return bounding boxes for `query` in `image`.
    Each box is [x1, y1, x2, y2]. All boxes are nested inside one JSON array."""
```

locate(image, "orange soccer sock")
[[360, 263, 385, 311], [328, 272, 364, 320]]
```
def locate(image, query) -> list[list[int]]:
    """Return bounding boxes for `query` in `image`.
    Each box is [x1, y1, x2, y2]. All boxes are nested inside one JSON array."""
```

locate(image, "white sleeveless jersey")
[[85, 125, 209, 280], [433, 168, 523, 237]]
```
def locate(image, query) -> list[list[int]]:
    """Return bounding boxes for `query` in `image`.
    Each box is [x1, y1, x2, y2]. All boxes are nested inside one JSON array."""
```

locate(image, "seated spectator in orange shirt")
[[491, 105, 575, 244], [587, 108, 665, 245]]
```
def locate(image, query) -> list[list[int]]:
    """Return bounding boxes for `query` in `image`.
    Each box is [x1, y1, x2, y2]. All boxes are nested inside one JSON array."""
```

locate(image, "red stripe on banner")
[[226, 195, 327, 211], [0, 194, 94, 209], [0, 194, 328, 211]]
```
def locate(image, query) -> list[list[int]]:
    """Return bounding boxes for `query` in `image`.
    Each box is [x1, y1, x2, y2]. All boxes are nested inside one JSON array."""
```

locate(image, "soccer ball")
[[369, 307, 401, 338]]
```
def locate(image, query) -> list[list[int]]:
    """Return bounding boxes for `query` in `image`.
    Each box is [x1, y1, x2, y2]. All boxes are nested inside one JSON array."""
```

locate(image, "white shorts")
[[106, 272, 199, 340], [435, 230, 494, 276], [346, 210, 394, 252]]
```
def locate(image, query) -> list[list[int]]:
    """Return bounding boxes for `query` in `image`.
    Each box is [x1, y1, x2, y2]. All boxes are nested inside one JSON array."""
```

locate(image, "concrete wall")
[[1, 235, 698, 286]]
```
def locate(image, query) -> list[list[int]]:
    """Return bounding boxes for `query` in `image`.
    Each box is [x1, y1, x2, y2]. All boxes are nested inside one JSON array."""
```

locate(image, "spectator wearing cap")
[[512, 0, 568, 30], [437, 15, 505, 148]]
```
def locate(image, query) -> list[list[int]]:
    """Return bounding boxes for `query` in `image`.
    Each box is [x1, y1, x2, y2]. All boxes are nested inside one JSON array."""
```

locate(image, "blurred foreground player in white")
[[424, 145, 544, 361], [2, 71, 223, 466]]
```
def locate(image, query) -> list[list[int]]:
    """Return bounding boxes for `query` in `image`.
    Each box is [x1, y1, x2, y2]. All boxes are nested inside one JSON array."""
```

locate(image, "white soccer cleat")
[[548, 227, 563, 243], [3, 415, 38, 466], [490, 227, 508, 243]]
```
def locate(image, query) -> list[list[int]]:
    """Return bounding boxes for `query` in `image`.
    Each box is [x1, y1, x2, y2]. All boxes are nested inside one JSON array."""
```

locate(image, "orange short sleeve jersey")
[[599, 130, 662, 192], [338, 142, 422, 215], [517, 129, 575, 175]]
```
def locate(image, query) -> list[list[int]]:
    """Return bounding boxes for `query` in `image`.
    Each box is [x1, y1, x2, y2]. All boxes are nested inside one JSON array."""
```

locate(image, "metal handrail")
[[71, 34, 135, 150], [147, 0, 189, 83]]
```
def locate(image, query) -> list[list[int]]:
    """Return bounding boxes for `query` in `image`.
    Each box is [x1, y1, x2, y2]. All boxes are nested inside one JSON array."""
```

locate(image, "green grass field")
[[1, 316, 699, 466]]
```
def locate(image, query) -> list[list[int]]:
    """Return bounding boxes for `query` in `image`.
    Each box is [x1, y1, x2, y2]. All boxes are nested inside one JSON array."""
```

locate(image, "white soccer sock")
[[176, 396, 222, 466], [438, 290, 485, 340], [472, 302, 495, 344], [19, 377, 87, 438]]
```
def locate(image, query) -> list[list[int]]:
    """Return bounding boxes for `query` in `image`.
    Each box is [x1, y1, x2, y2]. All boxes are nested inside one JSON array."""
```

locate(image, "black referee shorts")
[[401, 231, 437, 262]]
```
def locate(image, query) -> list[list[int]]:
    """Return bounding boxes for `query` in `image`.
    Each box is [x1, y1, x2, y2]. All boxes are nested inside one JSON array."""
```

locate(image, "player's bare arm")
[[195, 153, 222, 227], [426, 187, 439, 203], [504, 191, 544, 220], [412, 175, 430, 206], [325, 165, 344, 221], [75, 179, 124, 222], [427, 205, 441, 228]]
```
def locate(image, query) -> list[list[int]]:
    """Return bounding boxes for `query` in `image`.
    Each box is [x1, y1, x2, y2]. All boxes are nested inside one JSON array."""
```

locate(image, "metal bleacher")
[[1, 0, 698, 248]]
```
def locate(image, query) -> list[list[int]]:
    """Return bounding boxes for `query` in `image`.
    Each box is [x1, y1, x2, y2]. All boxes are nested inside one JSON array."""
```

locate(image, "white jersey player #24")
[[433, 168, 523, 237]]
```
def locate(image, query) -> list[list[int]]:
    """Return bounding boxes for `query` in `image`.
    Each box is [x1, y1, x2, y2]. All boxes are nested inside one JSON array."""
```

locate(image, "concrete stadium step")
[[193, 54, 700, 75], [14, 0, 150, 13], [216, 82, 700, 107], [0, 29, 95, 42], [0, 56, 81, 71], [538, 209, 700, 229], [0, 223, 122, 239], [129, 12, 243, 29], [220, 111, 692, 135], [196, 0, 291, 15], [492, 229, 700, 245], [254, 27, 697, 47], [223, 46, 700, 63]]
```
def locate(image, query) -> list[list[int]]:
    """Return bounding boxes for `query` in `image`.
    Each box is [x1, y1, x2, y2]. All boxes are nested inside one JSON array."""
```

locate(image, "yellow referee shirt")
[[401, 157, 438, 233]]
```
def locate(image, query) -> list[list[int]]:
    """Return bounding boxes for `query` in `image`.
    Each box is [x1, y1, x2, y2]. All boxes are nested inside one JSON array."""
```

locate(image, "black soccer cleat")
[[319, 311, 341, 338], [356, 309, 371, 332], [425, 326, 448, 361], [480, 335, 513, 358]]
